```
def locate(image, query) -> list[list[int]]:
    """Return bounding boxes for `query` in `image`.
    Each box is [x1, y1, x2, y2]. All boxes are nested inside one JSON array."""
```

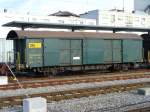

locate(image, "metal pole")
[[123, 0, 124, 12], [113, 30, 116, 33], [21, 26, 24, 31], [72, 28, 75, 32]]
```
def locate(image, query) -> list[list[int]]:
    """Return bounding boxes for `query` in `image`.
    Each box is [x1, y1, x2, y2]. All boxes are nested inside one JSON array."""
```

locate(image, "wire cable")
[[5, 62, 29, 97]]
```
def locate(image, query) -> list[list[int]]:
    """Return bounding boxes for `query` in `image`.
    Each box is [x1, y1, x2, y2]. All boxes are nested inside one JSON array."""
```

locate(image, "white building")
[[80, 9, 150, 28]]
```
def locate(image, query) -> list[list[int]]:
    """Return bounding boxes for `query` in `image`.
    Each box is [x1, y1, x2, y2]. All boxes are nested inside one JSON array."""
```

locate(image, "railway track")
[[9, 69, 150, 82], [127, 107, 150, 112], [93, 100, 150, 112], [1, 72, 150, 90], [0, 82, 144, 108]]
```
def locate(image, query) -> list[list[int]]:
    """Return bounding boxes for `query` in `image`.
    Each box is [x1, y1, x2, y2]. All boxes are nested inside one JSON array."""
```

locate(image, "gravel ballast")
[[1, 92, 150, 112], [1, 78, 150, 112], [0, 78, 150, 98]]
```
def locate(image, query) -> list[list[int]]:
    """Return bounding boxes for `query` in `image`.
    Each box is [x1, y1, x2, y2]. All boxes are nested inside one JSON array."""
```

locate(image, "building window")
[[80, 21, 84, 24], [141, 18, 146, 25], [58, 20, 64, 23], [42, 19, 49, 22], [110, 15, 115, 23], [32, 18, 37, 21], [125, 16, 133, 26], [134, 17, 140, 23]]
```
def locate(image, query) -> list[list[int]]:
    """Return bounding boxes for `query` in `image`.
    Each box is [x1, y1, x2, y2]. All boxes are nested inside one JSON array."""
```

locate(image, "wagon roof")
[[7, 30, 142, 40]]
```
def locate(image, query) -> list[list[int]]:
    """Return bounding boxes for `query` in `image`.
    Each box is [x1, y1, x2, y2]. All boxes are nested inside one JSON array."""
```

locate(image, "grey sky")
[[0, 0, 134, 15]]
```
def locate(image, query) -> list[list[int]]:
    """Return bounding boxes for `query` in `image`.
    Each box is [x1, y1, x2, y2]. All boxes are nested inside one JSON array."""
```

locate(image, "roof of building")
[[3, 21, 150, 32], [7, 30, 142, 40], [49, 11, 79, 17]]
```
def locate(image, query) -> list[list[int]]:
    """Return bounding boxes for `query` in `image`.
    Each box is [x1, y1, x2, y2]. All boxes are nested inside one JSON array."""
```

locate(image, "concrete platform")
[[0, 76, 8, 85], [138, 88, 150, 96]]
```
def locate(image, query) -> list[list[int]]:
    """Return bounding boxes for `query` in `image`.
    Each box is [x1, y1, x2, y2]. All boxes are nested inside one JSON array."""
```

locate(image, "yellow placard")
[[28, 43, 42, 48]]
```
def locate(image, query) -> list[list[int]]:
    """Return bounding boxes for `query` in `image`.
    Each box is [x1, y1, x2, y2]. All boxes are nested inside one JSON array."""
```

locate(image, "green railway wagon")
[[123, 40, 143, 62], [83, 39, 122, 64], [7, 30, 143, 73]]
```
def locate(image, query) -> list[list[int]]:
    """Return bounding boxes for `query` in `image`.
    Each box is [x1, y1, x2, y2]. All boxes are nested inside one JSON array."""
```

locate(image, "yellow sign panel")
[[28, 43, 42, 48]]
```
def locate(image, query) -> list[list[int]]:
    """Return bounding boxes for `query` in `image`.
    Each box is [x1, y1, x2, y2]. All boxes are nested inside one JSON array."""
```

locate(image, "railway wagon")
[[7, 30, 143, 74], [141, 34, 150, 63]]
